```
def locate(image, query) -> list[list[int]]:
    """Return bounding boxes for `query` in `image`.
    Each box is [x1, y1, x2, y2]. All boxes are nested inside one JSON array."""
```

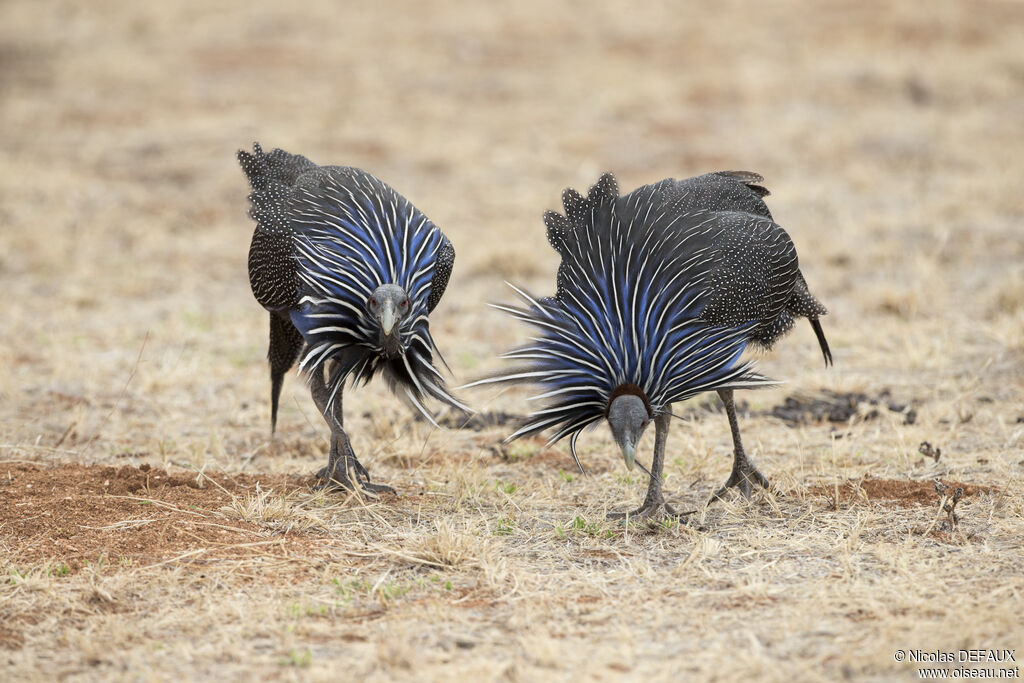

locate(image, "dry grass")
[[2, 0, 1023, 680]]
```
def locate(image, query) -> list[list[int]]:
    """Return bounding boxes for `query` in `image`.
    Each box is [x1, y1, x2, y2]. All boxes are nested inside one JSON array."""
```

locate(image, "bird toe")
[[607, 500, 690, 522], [710, 463, 772, 504]]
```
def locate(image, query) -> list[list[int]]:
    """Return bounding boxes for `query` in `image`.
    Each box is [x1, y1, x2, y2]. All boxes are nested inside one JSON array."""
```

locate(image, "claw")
[[359, 481, 397, 495], [710, 460, 771, 502], [608, 500, 692, 521], [314, 464, 395, 496]]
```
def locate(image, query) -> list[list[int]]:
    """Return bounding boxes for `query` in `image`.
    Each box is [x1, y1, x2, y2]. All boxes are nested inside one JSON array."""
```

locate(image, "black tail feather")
[[809, 317, 832, 366], [268, 312, 305, 433], [270, 369, 285, 434], [714, 170, 770, 197]]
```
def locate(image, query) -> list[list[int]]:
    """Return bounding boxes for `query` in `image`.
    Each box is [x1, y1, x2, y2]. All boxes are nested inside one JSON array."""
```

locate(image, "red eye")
[[400, 298, 409, 309], [370, 300, 378, 308]]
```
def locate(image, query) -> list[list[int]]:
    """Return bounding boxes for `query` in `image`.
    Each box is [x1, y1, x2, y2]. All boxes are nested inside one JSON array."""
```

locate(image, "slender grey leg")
[[310, 364, 355, 490], [609, 412, 680, 519], [310, 364, 394, 495], [711, 389, 770, 501], [641, 411, 673, 510]]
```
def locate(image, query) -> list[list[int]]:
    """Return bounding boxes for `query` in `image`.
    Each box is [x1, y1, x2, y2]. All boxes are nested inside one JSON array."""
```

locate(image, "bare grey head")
[[368, 284, 410, 340], [606, 392, 652, 470]]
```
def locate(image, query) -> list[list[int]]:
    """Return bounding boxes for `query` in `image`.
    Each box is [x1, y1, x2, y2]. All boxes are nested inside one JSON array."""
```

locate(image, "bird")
[[238, 143, 467, 494], [469, 171, 830, 518]]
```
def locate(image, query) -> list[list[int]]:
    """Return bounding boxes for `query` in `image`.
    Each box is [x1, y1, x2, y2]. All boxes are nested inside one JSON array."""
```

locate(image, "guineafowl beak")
[[379, 300, 397, 336], [620, 438, 637, 471], [607, 393, 649, 472]]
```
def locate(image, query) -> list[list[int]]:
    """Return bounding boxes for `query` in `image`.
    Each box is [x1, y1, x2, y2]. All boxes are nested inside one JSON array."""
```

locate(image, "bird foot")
[[710, 459, 771, 502], [313, 465, 396, 497], [358, 480, 397, 496], [608, 499, 689, 521]]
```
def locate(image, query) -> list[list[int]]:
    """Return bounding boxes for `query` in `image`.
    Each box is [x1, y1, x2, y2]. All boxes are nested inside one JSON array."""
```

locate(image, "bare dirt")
[[1, 462, 1002, 578], [809, 476, 999, 508], [2, 463, 312, 570]]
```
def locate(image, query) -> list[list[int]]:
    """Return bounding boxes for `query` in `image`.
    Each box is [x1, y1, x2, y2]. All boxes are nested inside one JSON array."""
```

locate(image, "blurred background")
[[1, 0, 1022, 469]]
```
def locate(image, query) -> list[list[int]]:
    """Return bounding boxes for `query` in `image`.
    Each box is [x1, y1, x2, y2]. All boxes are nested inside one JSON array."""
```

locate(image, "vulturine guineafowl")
[[239, 143, 467, 494], [470, 171, 830, 518]]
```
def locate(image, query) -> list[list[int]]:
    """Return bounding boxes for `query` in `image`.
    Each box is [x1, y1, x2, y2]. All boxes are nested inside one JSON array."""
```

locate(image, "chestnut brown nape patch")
[[605, 383, 652, 417], [809, 477, 998, 508]]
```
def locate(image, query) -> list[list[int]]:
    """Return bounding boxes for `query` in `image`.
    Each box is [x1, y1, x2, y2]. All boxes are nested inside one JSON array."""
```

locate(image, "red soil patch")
[[809, 477, 998, 508], [0, 463, 316, 572]]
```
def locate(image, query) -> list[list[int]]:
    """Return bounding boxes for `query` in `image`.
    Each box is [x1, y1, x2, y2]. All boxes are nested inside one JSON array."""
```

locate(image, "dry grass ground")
[[1, 0, 1023, 680]]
